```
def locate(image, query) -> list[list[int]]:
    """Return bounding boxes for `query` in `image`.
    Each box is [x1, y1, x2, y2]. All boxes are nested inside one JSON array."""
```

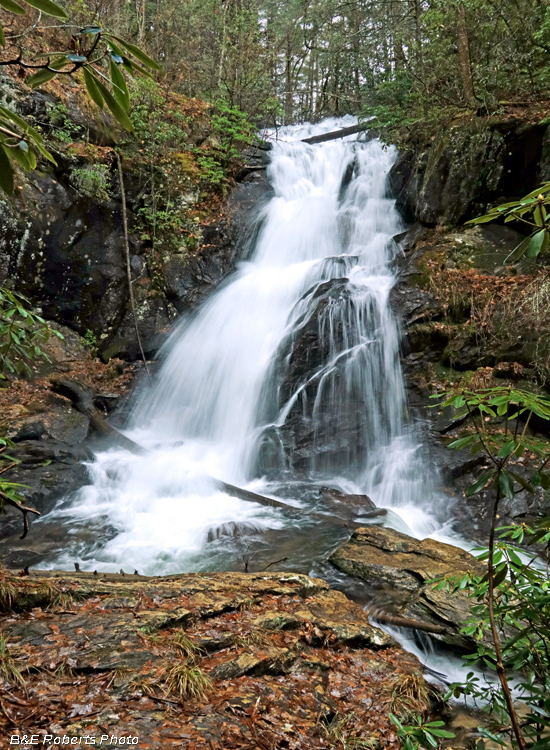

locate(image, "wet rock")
[[210, 647, 294, 679], [0, 439, 92, 541], [319, 487, 376, 519], [255, 277, 386, 475], [0, 570, 429, 749], [389, 121, 547, 226], [330, 526, 485, 650]]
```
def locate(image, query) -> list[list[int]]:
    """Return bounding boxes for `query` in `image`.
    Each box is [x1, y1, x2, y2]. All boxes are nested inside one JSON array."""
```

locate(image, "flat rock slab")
[[330, 526, 485, 650], [0, 570, 429, 749]]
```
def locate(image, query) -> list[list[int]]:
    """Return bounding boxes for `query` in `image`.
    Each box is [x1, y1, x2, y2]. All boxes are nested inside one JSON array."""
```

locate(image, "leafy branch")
[[0, 0, 161, 193], [466, 183, 550, 263], [432, 386, 550, 749]]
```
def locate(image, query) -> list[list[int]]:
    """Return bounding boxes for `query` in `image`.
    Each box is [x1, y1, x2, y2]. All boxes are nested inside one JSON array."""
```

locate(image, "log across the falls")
[[50, 377, 297, 513], [301, 123, 370, 145]]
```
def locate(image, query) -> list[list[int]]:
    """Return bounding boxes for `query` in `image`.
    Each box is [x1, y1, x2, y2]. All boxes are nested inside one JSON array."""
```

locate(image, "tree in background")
[[3, 0, 549, 143]]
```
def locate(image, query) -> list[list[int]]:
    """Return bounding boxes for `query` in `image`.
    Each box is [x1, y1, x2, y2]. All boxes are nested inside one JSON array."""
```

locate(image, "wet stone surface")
[[0, 570, 432, 749]]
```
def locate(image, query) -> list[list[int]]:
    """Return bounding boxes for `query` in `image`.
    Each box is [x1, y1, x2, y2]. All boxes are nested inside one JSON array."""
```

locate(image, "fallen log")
[[49, 378, 299, 512], [366, 606, 448, 636], [50, 377, 146, 455], [215, 479, 297, 511], [301, 123, 370, 145]]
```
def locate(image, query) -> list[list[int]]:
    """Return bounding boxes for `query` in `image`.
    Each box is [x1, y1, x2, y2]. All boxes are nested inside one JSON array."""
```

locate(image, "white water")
[[43, 116, 460, 575]]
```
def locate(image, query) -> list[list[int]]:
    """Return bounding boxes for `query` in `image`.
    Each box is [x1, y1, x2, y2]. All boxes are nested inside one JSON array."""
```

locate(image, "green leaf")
[[107, 34, 161, 70], [465, 214, 496, 225], [499, 470, 515, 500], [0, 105, 45, 143], [467, 469, 496, 497], [497, 440, 516, 458], [109, 58, 130, 111], [493, 563, 508, 587], [0, 0, 25, 14], [0, 24, 5, 46], [79, 26, 102, 34], [389, 714, 404, 731], [508, 471, 534, 494], [120, 55, 154, 79], [23, 0, 68, 19], [67, 54, 87, 63], [506, 233, 534, 263], [448, 435, 477, 450], [9, 143, 33, 170], [0, 144, 14, 195], [93, 78, 134, 132], [82, 67, 104, 109], [526, 229, 548, 259], [26, 68, 58, 88], [426, 729, 456, 738]]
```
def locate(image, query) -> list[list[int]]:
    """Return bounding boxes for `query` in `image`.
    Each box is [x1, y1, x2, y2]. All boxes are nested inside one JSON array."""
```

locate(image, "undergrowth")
[[0, 635, 23, 685]]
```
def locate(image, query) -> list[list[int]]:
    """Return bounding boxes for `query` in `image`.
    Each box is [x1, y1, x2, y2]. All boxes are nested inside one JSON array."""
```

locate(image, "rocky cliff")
[[390, 115, 550, 541], [0, 73, 269, 363]]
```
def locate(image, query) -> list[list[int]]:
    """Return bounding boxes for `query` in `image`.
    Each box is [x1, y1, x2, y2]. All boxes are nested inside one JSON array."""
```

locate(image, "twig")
[[0, 698, 17, 725], [115, 151, 151, 381], [242, 547, 258, 573], [0, 463, 16, 476], [0, 490, 40, 539], [261, 557, 288, 571], [0, 690, 29, 707]]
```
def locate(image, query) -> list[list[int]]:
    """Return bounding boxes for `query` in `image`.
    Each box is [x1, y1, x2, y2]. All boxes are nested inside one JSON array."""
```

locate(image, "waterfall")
[[43, 116, 455, 575]]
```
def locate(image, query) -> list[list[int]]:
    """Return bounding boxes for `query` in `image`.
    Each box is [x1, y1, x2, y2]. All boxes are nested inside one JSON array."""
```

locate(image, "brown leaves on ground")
[[0, 570, 433, 749], [0, 356, 136, 428]]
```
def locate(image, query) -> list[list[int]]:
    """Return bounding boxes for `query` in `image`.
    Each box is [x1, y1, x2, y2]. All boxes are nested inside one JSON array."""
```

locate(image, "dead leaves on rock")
[[0, 571, 432, 748]]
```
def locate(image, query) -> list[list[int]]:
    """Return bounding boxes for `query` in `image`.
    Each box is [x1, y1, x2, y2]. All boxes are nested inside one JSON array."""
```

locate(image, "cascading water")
[[41, 116, 458, 576]]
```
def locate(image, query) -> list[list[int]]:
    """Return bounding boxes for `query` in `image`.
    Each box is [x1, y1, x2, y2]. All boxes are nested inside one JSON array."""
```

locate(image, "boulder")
[[318, 486, 377, 520], [255, 277, 388, 476], [330, 526, 485, 650]]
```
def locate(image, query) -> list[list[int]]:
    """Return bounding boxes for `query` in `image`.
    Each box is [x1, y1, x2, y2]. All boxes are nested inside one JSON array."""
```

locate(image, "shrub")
[[71, 164, 111, 202]]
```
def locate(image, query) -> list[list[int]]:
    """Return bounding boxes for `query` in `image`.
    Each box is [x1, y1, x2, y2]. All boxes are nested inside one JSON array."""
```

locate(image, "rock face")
[[255, 274, 388, 476], [0, 570, 430, 749], [390, 221, 550, 541], [0, 169, 267, 363], [0, 440, 92, 543], [330, 526, 485, 650], [389, 121, 547, 226], [0, 79, 271, 363]]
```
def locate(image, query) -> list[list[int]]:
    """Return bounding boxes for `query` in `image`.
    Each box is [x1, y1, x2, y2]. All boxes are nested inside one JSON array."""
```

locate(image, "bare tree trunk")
[[285, 33, 294, 124], [218, 0, 230, 93], [457, 2, 476, 104], [135, 0, 146, 45]]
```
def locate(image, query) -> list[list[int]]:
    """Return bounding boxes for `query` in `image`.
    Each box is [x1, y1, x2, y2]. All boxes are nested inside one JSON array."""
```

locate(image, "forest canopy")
[[1, 0, 549, 130]]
